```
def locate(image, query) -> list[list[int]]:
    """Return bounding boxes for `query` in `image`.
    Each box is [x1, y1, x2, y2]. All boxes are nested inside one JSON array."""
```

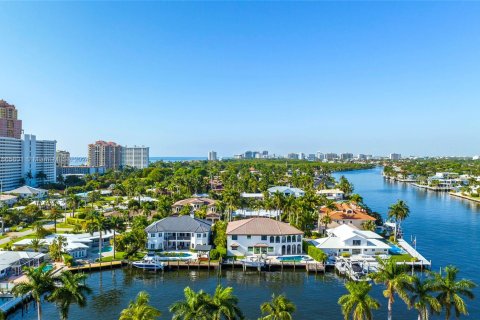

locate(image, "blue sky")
[[1, 2, 479, 157]]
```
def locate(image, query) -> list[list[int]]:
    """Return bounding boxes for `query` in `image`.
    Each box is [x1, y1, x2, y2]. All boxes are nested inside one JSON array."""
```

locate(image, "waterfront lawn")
[[56, 222, 76, 229], [100, 251, 145, 262], [389, 254, 415, 263]]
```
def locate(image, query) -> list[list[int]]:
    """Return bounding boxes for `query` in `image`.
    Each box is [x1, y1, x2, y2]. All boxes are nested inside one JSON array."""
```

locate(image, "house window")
[[270, 236, 274, 243], [297, 235, 301, 242], [232, 235, 238, 240], [275, 236, 280, 243], [282, 236, 286, 243], [261, 235, 267, 241], [247, 235, 251, 239], [158, 233, 163, 237], [150, 233, 155, 238], [268, 247, 274, 253], [150, 244, 155, 249], [196, 233, 202, 238], [352, 240, 361, 246], [248, 247, 253, 252]]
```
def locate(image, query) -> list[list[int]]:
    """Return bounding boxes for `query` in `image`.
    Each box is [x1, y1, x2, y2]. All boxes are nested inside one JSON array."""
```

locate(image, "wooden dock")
[[68, 260, 127, 272], [398, 239, 431, 268]]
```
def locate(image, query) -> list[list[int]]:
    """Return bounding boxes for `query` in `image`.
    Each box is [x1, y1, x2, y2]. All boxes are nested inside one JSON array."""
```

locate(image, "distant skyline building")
[[58, 165, 106, 176], [325, 153, 338, 161], [390, 153, 402, 161], [316, 152, 325, 160], [340, 153, 354, 160], [0, 137, 23, 191], [208, 151, 217, 161], [0, 100, 22, 139], [22, 134, 57, 187], [123, 145, 149, 169], [56, 150, 70, 167], [287, 153, 299, 160], [88, 141, 123, 170]]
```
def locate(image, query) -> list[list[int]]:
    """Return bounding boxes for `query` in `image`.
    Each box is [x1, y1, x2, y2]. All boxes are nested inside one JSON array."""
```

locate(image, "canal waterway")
[[9, 167, 480, 319]]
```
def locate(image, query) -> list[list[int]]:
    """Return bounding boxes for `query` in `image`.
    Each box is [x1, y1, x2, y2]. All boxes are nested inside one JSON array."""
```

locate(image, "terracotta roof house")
[[172, 197, 220, 223], [318, 202, 375, 232], [226, 218, 303, 256]]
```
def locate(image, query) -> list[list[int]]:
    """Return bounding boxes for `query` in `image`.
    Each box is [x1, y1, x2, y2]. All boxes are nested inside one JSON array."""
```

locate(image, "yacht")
[[132, 253, 165, 270]]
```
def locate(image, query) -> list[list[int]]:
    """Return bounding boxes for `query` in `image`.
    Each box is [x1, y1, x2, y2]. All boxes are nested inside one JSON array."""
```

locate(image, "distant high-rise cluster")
[[87, 141, 149, 170], [0, 100, 22, 139], [0, 100, 56, 191]]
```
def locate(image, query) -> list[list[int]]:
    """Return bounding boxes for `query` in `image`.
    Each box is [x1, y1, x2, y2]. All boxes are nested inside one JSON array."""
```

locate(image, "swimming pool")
[[101, 246, 113, 253], [42, 264, 54, 272], [389, 245, 407, 255], [277, 255, 310, 262]]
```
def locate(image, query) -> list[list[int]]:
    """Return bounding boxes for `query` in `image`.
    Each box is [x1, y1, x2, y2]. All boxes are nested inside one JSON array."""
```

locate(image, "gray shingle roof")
[[145, 216, 212, 233]]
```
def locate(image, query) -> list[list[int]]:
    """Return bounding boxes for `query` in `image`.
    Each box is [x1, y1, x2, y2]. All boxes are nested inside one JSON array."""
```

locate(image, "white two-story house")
[[145, 216, 212, 251], [226, 217, 304, 256], [312, 224, 390, 257]]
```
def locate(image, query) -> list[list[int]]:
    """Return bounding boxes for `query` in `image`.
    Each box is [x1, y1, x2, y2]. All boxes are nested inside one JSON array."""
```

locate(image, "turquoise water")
[[389, 244, 407, 255], [11, 167, 480, 319], [101, 246, 113, 253], [277, 255, 307, 262]]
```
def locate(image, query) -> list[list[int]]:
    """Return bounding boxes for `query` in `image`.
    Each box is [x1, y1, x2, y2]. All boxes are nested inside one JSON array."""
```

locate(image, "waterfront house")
[[145, 215, 212, 251], [268, 186, 305, 197], [172, 197, 219, 222], [311, 224, 390, 257], [0, 251, 45, 278], [226, 217, 303, 257], [318, 202, 376, 232], [316, 189, 345, 200], [0, 194, 18, 207], [13, 231, 113, 259]]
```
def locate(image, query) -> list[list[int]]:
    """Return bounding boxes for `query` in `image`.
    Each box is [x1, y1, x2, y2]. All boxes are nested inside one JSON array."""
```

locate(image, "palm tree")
[[29, 238, 45, 252], [388, 200, 410, 241], [120, 291, 161, 320], [110, 216, 126, 260], [86, 211, 112, 262], [67, 194, 81, 218], [211, 285, 243, 320], [319, 213, 332, 235], [12, 263, 55, 320], [259, 294, 296, 320], [49, 205, 64, 233], [338, 281, 380, 320], [406, 275, 441, 320], [169, 287, 213, 320], [432, 266, 476, 319], [47, 271, 92, 320], [371, 258, 413, 320]]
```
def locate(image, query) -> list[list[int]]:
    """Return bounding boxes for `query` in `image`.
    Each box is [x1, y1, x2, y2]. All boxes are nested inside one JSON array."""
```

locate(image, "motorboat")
[[132, 254, 165, 270]]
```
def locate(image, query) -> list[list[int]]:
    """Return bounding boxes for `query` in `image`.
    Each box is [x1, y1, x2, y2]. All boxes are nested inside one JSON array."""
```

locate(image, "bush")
[[66, 217, 85, 225], [307, 245, 327, 262], [76, 212, 87, 219], [209, 249, 220, 260], [62, 253, 74, 267]]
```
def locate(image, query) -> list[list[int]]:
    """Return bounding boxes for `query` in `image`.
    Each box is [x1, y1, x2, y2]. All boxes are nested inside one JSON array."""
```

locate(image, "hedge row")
[[303, 241, 327, 262]]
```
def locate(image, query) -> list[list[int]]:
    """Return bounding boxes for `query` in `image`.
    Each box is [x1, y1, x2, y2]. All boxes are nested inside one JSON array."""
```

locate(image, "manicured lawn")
[[100, 251, 145, 262], [56, 222, 76, 229], [390, 254, 415, 263]]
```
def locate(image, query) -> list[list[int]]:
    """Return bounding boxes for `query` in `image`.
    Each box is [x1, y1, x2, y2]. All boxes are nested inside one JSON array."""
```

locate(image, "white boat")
[[132, 254, 165, 270], [239, 256, 266, 268]]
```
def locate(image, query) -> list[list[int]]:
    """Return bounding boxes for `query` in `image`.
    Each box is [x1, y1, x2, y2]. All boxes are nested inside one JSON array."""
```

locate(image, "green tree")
[[110, 216, 126, 260], [211, 285, 244, 320], [86, 211, 112, 261], [388, 200, 410, 242], [49, 205, 64, 233], [12, 263, 55, 320], [67, 194, 81, 218], [47, 271, 92, 320], [361, 220, 376, 232], [338, 281, 380, 320], [337, 176, 354, 196], [406, 275, 441, 320], [371, 258, 413, 320], [119, 291, 161, 320], [259, 294, 296, 320], [170, 287, 213, 320], [432, 266, 476, 320]]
